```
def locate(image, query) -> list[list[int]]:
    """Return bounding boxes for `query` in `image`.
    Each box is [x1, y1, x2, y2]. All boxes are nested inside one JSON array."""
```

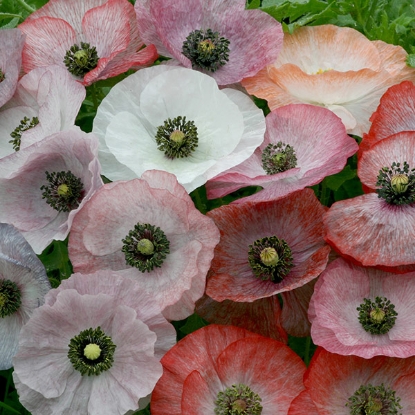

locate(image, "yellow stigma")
[[198, 39, 215, 53], [169, 130, 185, 145], [136, 238, 155, 255], [57, 183, 70, 196], [232, 399, 247, 413], [273, 152, 286, 164], [366, 398, 383, 412], [370, 308, 385, 323], [391, 174, 409, 194], [84, 343, 101, 360], [260, 247, 279, 266], [74, 49, 89, 66]]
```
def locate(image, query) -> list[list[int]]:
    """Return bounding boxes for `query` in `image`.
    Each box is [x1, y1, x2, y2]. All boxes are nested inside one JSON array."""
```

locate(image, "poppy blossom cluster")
[[3, 0, 415, 414]]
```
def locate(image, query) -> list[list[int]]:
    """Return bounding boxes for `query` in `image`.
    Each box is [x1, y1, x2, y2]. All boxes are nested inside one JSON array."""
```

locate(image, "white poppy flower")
[[93, 65, 266, 192]]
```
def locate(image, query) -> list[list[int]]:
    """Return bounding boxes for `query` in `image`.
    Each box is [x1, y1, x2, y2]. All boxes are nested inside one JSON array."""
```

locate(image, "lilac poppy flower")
[[0, 223, 50, 370], [0, 28, 25, 108], [0, 128, 103, 254], [135, 0, 283, 85]]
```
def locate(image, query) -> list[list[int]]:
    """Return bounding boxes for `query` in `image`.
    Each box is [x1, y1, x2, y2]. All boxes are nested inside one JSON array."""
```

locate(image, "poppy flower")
[[134, 0, 283, 85], [309, 257, 415, 358], [0, 127, 103, 254], [151, 325, 306, 415], [206, 104, 358, 203], [13, 271, 176, 415], [360, 80, 415, 154], [242, 24, 415, 136], [0, 28, 25, 107], [300, 348, 415, 414], [324, 131, 415, 272], [18, 0, 157, 86], [205, 188, 330, 302], [0, 65, 85, 158], [195, 294, 288, 343], [92, 65, 265, 192], [0, 223, 50, 370], [68, 170, 220, 321]]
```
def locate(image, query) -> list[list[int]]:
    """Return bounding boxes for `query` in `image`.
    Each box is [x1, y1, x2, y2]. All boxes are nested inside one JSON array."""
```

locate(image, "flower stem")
[[15, 0, 35, 13]]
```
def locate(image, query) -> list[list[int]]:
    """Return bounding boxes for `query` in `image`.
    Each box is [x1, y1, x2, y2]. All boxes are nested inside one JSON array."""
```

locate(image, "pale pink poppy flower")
[[207, 104, 358, 203], [324, 131, 415, 272], [134, 0, 283, 85], [300, 348, 415, 414], [13, 270, 175, 414], [242, 24, 415, 136], [0, 65, 85, 158], [0, 28, 25, 108], [309, 258, 415, 358], [68, 170, 220, 321], [0, 223, 50, 370], [0, 128, 103, 254], [151, 325, 306, 415], [19, 0, 157, 86]]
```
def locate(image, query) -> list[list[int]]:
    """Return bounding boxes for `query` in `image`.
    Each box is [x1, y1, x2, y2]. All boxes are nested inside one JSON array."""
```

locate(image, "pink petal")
[[19, 17, 77, 74]]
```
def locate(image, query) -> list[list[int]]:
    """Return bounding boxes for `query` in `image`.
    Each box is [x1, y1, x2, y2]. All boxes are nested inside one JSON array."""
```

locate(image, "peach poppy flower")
[[242, 25, 415, 136]]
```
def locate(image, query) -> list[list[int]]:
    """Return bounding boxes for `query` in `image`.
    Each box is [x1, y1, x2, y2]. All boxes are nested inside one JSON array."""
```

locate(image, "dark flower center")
[[122, 223, 170, 272], [155, 116, 198, 159], [63, 42, 99, 77], [248, 236, 294, 283], [376, 161, 415, 205], [0, 279, 22, 318], [9, 116, 39, 151], [68, 326, 116, 376], [0, 68, 5, 82], [261, 142, 297, 175], [215, 383, 262, 415], [347, 383, 402, 415], [40, 170, 84, 212], [357, 296, 397, 335], [182, 28, 230, 72]]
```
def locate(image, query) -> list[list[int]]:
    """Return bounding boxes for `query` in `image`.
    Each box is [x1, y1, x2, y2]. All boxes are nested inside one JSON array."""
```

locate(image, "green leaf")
[[0, 401, 21, 414], [0, 15, 18, 27], [323, 165, 356, 192], [247, 0, 261, 9], [0, 12, 21, 19], [178, 313, 209, 337], [37, 239, 73, 284], [406, 54, 415, 67]]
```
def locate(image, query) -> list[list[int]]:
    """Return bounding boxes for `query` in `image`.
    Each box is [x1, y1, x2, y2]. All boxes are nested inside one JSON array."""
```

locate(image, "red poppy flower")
[[324, 132, 415, 272], [361, 81, 415, 155], [195, 294, 288, 343], [301, 348, 415, 414], [151, 325, 306, 415], [205, 188, 330, 302]]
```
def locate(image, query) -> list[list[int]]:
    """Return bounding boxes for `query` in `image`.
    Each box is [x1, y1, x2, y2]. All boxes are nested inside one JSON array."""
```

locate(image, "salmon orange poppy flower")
[[242, 25, 415, 136]]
